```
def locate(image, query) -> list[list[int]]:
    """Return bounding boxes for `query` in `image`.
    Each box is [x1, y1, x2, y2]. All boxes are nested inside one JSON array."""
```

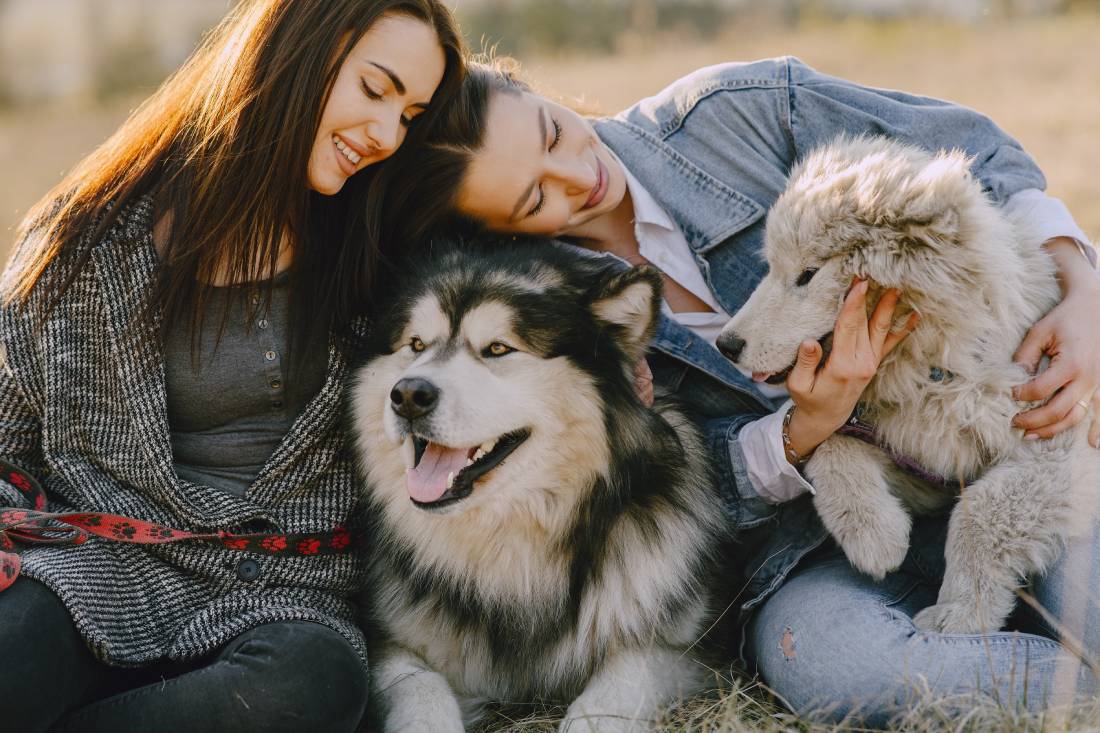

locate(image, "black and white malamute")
[[350, 239, 728, 732]]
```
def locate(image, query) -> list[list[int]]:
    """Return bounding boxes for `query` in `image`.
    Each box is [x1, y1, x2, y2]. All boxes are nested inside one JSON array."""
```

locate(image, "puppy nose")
[[717, 332, 746, 363], [390, 378, 439, 420]]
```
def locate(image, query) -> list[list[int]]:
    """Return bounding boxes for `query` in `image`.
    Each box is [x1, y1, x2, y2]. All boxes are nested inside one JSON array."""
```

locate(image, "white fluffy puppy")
[[719, 135, 1099, 633]]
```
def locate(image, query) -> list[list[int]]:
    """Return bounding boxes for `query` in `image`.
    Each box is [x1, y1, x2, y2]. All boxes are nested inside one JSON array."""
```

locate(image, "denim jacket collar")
[[593, 117, 766, 255]]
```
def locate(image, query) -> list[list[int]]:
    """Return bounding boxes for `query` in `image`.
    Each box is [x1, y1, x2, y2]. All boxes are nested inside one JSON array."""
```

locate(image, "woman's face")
[[456, 91, 628, 236], [308, 13, 447, 195]]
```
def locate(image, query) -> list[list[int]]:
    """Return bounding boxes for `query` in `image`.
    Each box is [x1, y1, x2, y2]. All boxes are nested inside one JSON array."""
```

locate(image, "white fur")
[[352, 263, 725, 730], [720, 136, 1100, 632]]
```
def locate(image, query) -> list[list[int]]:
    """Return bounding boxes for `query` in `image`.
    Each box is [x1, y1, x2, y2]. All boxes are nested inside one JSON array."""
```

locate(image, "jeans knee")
[[225, 622, 368, 731]]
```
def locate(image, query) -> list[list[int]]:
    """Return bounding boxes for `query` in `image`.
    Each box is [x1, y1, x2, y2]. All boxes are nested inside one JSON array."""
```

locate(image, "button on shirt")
[[622, 166, 1094, 505], [163, 273, 328, 496]]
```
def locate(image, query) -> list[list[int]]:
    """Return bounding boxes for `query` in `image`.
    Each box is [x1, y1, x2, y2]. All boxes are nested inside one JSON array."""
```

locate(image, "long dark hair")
[[380, 57, 528, 249], [8, 0, 465, 363]]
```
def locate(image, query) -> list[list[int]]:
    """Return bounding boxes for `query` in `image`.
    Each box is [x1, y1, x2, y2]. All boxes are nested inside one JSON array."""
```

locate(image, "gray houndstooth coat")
[[0, 195, 369, 668]]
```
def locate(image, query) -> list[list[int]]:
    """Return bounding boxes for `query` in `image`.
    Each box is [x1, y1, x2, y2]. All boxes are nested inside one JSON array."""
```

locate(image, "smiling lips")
[[582, 158, 608, 210], [333, 134, 372, 175]]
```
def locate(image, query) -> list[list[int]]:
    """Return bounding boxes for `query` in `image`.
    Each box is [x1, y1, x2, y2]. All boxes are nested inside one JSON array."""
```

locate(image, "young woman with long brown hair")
[[390, 59, 1100, 725], [0, 1, 463, 730]]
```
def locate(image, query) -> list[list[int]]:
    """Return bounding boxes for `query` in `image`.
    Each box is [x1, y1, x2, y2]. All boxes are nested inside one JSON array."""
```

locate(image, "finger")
[[633, 359, 654, 407], [1090, 392, 1100, 449], [868, 289, 901, 354], [787, 340, 823, 395], [880, 312, 921, 358], [1013, 358, 1075, 404], [1022, 402, 1088, 441], [1014, 383, 1091, 432], [832, 279, 870, 349], [1012, 319, 1053, 377]]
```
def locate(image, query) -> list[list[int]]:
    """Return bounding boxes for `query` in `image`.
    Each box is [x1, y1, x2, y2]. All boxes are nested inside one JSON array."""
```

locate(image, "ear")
[[590, 265, 663, 362], [895, 149, 974, 250]]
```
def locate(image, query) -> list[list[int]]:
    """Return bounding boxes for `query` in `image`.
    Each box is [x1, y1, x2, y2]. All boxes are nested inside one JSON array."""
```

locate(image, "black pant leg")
[[0, 577, 116, 733], [51, 620, 368, 733]]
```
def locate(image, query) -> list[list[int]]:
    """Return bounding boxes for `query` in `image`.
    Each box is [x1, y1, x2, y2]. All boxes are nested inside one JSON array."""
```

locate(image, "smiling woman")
[[308, 13, 446, 195], [390, 54, 1100, 725], [0, 1, 464, 732]]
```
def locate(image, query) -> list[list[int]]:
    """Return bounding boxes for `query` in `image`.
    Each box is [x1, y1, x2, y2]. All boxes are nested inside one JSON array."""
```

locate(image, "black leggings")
[[0, 577, 368, 733]]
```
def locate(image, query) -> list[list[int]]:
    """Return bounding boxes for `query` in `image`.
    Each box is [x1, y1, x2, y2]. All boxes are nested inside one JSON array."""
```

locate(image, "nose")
[[717, 332, 746, 363], [369, 112, 403, 158], [547, 157, 597, 196], [390, 377, 439, 420]]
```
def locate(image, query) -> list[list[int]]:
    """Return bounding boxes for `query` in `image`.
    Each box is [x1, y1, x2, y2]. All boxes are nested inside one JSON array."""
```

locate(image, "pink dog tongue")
[[406, 442, 470, 503]]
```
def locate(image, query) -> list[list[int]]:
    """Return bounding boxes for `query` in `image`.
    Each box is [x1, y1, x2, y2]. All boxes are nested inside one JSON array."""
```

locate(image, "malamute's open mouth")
[[403, 429, 531, 510], [752, 332, 835, 385]]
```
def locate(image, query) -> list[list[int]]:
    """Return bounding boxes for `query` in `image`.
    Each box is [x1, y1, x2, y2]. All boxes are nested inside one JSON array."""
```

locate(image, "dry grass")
[[469, 670, 1100, 732]]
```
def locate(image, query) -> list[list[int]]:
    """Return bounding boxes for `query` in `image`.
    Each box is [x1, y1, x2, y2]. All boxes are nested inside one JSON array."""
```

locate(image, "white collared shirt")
[[622, 169, 1095, 504]]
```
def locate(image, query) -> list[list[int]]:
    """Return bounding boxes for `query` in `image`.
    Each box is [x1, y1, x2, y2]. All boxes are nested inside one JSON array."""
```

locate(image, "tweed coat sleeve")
[[0, 225, 49, 508], [0, 364, 44, 508], [0, 197, 371, 670]]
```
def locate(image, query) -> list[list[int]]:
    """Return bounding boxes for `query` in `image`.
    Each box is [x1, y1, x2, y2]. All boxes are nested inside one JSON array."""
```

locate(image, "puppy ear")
[[895, 149, 974, 250], [590, 266, 663, 361]]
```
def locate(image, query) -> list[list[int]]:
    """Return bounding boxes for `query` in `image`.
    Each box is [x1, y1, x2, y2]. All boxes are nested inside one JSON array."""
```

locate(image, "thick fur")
[[350, 241, 728, 732], [719, 136, 1100, 633]]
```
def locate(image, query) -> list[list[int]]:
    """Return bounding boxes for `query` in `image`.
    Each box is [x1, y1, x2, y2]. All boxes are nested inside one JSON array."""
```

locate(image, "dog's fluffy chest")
[[866, 365, 1022, 484]]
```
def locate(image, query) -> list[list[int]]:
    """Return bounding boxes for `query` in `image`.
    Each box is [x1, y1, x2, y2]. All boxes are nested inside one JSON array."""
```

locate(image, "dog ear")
[[590, 266, 663, 361], [893, 149, 974, 251]]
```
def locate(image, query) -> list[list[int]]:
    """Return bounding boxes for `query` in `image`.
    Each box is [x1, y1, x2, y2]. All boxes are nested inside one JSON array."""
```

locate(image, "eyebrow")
[[368, 61, 406, 95], [509, 107, 547, 222]]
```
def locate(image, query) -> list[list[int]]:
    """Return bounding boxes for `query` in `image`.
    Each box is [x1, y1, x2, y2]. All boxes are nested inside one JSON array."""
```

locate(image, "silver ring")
[[1077, 399, 1090, 412]]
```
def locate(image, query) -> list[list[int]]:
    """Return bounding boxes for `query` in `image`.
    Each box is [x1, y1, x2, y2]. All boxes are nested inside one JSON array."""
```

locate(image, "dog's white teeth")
[[479, 439, 497, 455], [472, 448, 486, 462], [401, 436, 415, 470], [465, 458, 473, 467], [446, 471, 456, 489]]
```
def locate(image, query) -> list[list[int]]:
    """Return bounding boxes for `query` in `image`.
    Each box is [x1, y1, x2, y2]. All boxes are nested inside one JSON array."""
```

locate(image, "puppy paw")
[[913, 603, 1001, 634], [833, 514, 911, 581]]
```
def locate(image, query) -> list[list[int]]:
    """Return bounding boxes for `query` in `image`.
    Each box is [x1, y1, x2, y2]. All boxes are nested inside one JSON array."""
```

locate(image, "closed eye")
[[548, 118, 562, 152], [528, 185, 546, 218], [360, 78, 382, 100], [796, 268, 819, 287]]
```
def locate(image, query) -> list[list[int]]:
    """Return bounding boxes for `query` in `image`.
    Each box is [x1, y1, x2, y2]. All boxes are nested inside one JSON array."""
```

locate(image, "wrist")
[[1045, 237, 1099, 296], [784, 405, 840, 465]]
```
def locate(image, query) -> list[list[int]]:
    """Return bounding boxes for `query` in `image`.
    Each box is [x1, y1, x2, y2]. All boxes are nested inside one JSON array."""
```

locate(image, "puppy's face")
[[717, 136, 973, 382]]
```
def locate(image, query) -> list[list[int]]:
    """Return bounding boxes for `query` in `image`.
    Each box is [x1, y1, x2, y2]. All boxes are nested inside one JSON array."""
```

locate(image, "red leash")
[[0, 458, 365, 593]]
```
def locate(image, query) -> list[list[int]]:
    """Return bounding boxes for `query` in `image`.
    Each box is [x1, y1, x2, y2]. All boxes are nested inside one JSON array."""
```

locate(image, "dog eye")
[[795, 268, 819, 287], [409, 336, 426, 353], [484, 342, 514, 358]]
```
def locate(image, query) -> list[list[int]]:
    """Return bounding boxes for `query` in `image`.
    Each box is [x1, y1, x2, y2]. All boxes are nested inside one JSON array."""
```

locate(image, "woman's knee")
[[219, 621, 368, 731], [748, 559, 931, 724], [0, 578, 105, 730]]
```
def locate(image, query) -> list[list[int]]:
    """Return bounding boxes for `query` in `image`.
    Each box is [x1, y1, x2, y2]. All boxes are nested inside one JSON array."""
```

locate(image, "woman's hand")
[[1012, 238, 1100, 446], [634, 358, 655, 407], [784, 280, 919, 463]]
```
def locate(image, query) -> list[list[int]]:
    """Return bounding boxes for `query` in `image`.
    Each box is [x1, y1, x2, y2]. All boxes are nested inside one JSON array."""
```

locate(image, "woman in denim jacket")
[[390, 57, 1100, 723]]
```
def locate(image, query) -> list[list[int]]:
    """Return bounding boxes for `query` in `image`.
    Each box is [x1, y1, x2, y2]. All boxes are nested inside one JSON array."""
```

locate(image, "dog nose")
[[717, 332, 746, 363], [390, 378, 439, 420]]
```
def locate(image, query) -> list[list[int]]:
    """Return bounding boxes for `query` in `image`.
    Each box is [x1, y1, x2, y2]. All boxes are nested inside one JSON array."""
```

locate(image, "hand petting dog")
[[783, 280, 919, 464], [1011, 236, 1100, 446]]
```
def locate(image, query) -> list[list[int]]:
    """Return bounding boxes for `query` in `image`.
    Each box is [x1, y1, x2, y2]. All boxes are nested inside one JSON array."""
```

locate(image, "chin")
[[309, 174, 346, 197]]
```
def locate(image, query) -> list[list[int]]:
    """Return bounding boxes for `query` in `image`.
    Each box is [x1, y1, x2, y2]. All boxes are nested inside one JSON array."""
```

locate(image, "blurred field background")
[[1, 0, 1098, 259]]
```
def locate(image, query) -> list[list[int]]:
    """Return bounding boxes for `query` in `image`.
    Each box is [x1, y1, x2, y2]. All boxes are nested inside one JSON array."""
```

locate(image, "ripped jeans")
[[746, 515, 1100, 727]]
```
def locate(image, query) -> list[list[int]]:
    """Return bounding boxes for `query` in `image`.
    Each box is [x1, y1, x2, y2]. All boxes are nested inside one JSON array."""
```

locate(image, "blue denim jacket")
[[590, 56, 1046, 624]]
